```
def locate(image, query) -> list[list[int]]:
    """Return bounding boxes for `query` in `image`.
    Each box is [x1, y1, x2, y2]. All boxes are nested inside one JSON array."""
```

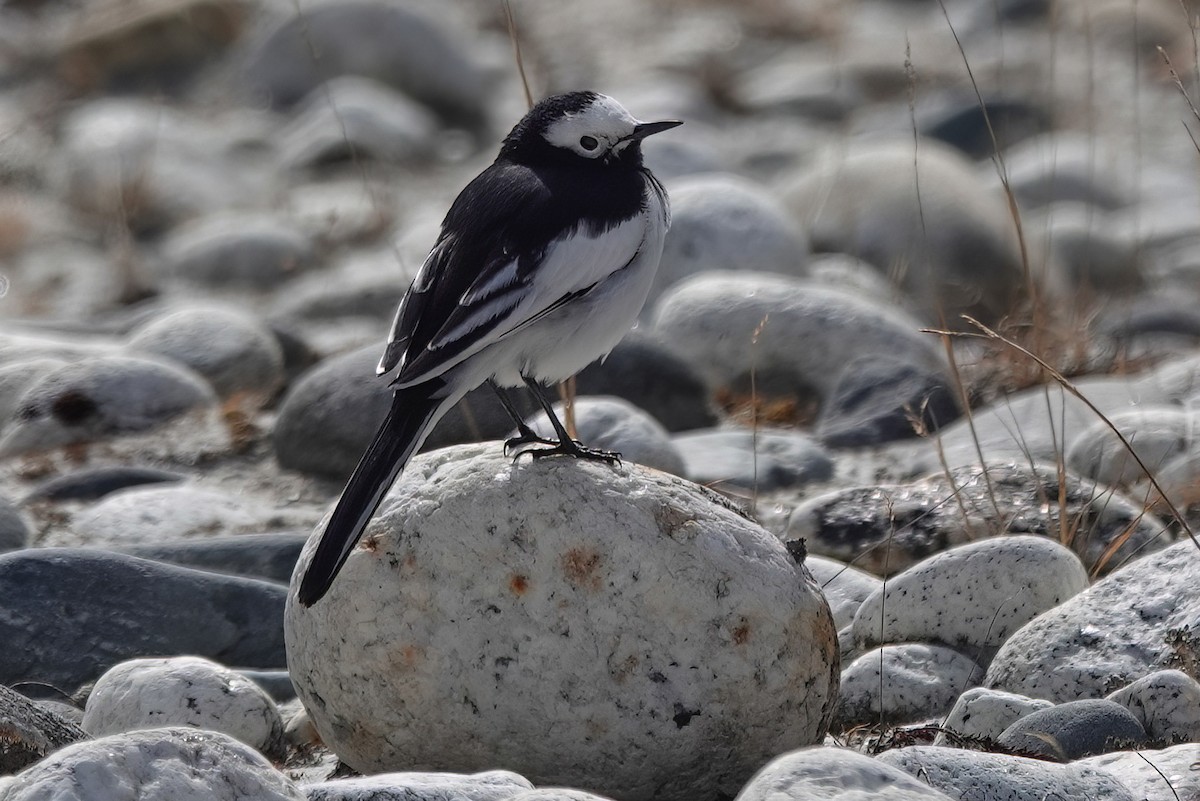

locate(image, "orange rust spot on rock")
[[509, 574, 529, 595], [732, 621, 751, 645], [399, 644, 424, 668], [561, 547, 603, 591]]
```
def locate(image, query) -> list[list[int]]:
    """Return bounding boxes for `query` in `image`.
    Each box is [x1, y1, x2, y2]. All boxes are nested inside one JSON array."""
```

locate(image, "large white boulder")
[[286, 444, 839, 801]]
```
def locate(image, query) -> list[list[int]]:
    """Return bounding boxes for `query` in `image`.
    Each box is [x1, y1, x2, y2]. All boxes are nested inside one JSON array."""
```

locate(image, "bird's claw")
[[526, 439, 621, 463]]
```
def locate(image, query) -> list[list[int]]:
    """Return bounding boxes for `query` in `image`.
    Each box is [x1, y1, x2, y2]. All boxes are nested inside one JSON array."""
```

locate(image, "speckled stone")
[[1107, 669, 1200, 745], [851, 536, 1088, 664], [1079, 744, 1200, 801], [304, 770, 534, 801], [837, 644, 983, 728], [877, 746, 1136, 801], [986, 540, 1200, 702], [804, 556, 881, 631], [286, 444, 839, 801], [934, 687, 1053, 746], [735, 746, 956, 801], [83, 656, 284, 754], [0, 727, 304, 800]]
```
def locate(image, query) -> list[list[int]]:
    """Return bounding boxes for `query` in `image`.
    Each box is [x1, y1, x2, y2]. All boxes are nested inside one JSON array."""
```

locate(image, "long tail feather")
[[297, 386, 443, 606]]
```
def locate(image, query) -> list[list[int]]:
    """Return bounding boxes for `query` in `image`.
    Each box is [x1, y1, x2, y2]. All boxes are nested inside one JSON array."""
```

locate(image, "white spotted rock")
[[735, 746, 956, 801], [1080, 744, 1200, 801], [304, 770, 534, 801], [877, 746, 1136, 801], [82, 656, 284, 754], [985, 539, 1200, 701], [286, 444, 839, 801], [837, 644, 983, 728], [934, 687, 1053, 746], [1106, 669, 1200, 745], [851, 536, 1089, 663], [0, 727, 304, 801], [126, 305, 285, 401]]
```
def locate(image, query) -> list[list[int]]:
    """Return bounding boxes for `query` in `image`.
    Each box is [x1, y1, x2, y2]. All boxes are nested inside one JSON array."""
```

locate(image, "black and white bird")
[[297, 91, 681, 606]]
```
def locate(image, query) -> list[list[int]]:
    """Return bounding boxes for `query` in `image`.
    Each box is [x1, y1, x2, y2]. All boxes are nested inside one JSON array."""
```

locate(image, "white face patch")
[[542, 94, 640, 159]]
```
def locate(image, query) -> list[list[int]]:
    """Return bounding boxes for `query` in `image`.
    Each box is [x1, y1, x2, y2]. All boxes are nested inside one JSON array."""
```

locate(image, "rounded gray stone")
[[877, 746, 1136, 801], [647, 174, 808, 307], [0, 727, 304, 801], [672, 428, 834, 492], [1106, 669, 1200, 746], [851, 536, 1088, 664], [1065, 407, 1197, 487], [997, 699, 1148, 761], [286, 445, 839, 801], [69, 485, 279, 546], [162, 212, 315, 289], [783, 138, 1025, 324], [651, 272, 943, 398], [304, 770, 534, 801], [735, 746, 956, 801], [804, 556, 882, 631], [280, 77, 440, 168], [127, 305, 285, 400], [837, 644, 983, 728], [0, 496, 29, 553], [935, 687, 1053, 746], [0, 548, 286, 691], [83, 656, 284, 754], [1079, 744, 1200, 801], [0, 358, 68, 424], [521, 396, 686, 475], [0, 355, 215, 457], [985, 539, 1200, 702]]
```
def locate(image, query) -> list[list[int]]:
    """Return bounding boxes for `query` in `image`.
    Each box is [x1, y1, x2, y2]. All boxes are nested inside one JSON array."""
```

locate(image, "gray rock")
[[83, 656, 284, 754], [997, 699, 1148, 761], [304, 770, 534, 801], [647, 174, 808, 306], [935, 687, 1054, 746], [25, 466, 185, 502], [126, 305, 285, 400], [0, 727, 305, 800], [521, 396, 685, 475], [918, 92, 1051, 159], [787, 461, 1170, 577], [1079, 743, 1200, 801], [242, 1, 489, 127], [783, 139, 1025, 324], [161, 212, 315, 289], [1106, 669, 1200, 746], [999, 132, 1131, 211], [0, 356, 215, 458], [985, 540, 1200, 702], [0, 683, 88, 774], [287, 445, 839, 801], [0, 496, 29, 553], [0, 548, 286, 691], [1065, 407, 1197, 487], [816, 355, 961, 448], [652, 273, 943, 399], [237, 670, 295, 703], [0, 359, 68, 424], [1037, 203, 1144, 293], [804, 556, 881, 631], [280, 77, 440, 168], [837, 644, 983, 728], [285, 180, 396, 246], [575, 333, 717, 433], [735, 746, 956, 801], [117, 532, 307, 584], [851, 536, 1089, 665], [877, 746, 1136, 801], [673, 428, 834, 492]]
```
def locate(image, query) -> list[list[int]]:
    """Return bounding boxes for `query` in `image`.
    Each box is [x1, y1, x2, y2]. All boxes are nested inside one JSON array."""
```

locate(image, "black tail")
[[297, 386, 444, 606]]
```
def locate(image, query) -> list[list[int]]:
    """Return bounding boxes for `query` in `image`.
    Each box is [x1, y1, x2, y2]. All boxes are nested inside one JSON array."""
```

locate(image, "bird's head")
[[499, 91, 682, 168]]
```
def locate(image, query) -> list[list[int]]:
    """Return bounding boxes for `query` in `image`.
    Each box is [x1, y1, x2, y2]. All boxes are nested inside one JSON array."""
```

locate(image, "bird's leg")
[[488, 379, 557, 456], [520, 376, 620, 463]]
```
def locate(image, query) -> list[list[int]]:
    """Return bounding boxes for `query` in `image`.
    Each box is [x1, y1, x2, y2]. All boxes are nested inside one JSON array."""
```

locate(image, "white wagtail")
[[297, 91, 681, 606]]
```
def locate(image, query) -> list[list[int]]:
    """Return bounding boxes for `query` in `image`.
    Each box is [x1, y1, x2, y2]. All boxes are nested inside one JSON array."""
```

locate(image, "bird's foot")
[[526, 438, 621, 463], [503, 424, 559, 458]]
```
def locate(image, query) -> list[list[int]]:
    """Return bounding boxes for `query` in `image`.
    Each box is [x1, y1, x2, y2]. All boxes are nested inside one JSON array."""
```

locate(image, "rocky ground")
[[1, 0, 1200, 799]]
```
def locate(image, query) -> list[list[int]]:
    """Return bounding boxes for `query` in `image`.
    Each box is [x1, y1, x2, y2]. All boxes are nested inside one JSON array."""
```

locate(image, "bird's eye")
[[579, 136, 599, 151]]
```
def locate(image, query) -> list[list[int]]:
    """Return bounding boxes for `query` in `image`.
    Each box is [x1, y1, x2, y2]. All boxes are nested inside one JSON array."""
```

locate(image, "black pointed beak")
[[628, 120, 683, 141]]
